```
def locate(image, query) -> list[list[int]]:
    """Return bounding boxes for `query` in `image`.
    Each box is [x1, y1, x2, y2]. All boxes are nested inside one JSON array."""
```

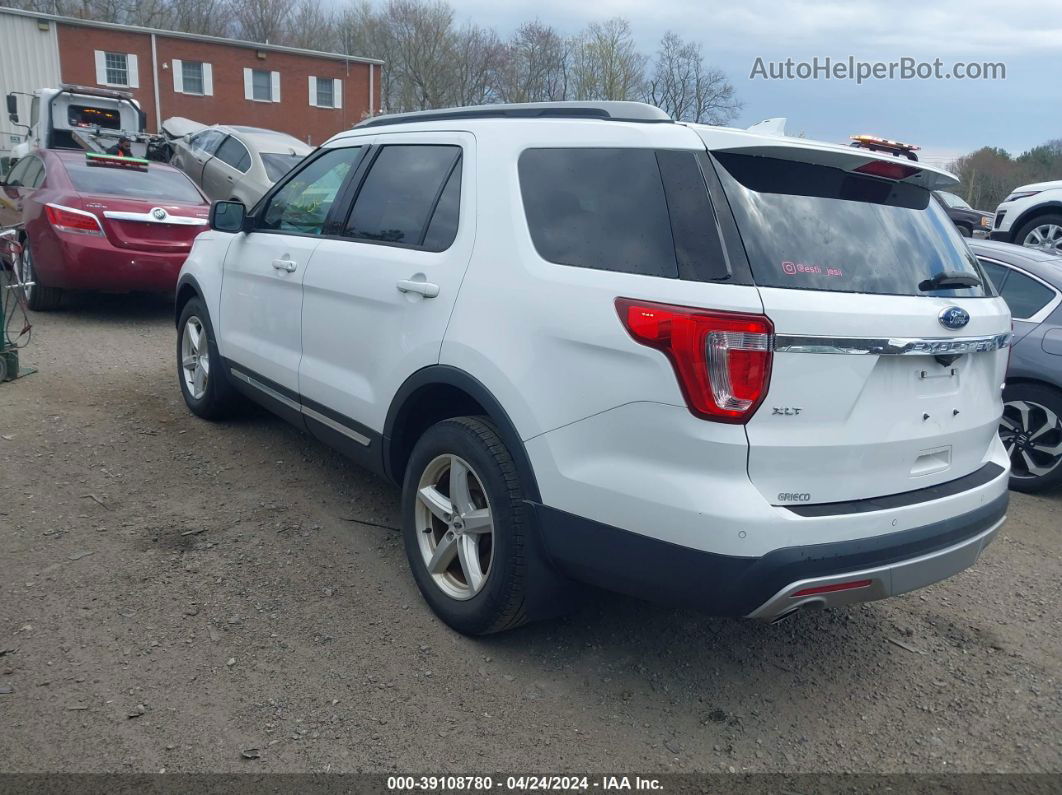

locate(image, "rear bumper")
[[532, 492, 1007, 617], [35, 232, 186, 292]]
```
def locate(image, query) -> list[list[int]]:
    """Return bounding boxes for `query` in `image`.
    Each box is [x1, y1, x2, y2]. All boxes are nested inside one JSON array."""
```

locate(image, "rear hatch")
[[701, 139, 1010, 505], [63, 156, 208, 253]]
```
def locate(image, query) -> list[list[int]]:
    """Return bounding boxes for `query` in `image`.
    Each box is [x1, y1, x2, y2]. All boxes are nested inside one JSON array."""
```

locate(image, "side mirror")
[[6, 94, 17, 124], [209, 200, 247, 233]]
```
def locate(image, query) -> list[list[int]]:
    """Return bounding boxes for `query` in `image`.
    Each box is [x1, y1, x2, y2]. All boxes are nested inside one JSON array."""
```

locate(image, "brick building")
[[0, 6, 383, 155]]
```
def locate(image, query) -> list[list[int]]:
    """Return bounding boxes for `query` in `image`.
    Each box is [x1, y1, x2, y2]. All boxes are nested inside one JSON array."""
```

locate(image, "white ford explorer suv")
[[175, 101, 1011, 635]]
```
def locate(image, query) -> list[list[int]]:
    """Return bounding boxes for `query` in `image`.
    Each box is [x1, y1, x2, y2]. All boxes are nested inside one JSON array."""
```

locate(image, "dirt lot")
[[0, 293, 1059, 775]]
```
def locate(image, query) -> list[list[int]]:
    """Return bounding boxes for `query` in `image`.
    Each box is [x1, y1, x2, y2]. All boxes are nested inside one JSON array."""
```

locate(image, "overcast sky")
[[441, 0, 1061, 166]]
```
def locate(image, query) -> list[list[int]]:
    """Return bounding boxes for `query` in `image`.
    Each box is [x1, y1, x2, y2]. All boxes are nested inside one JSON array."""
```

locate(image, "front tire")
[[177, 297, 242, 420], [19, 238, 63, 311], [1015, 214, 1062, 255], [957, 224, 972, 238], [1000, 383, 1062, 493], [402, 416, 566, 635]]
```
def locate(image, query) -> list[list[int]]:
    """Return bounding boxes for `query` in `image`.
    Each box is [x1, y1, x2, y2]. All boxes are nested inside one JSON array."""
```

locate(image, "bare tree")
[[385, 0, 457, 111], [232, 0, 291, 44], [286, 0, 337, 51], [447, 23, 504, 106], [569, 18, 645, 101], [645, 31, 741, 124], [498, 20, 570, 103], [168, 0, 232, 36]]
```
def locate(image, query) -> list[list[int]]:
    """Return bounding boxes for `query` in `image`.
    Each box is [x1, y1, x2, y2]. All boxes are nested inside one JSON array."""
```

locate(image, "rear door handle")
[[396, 279, 440, 298], [272, 258, 297, 273]]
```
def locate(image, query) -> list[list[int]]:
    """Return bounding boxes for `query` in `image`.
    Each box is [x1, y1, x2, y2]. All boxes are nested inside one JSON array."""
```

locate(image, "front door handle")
[[396, 279, 440, 298], [272, 258, 297, 273]]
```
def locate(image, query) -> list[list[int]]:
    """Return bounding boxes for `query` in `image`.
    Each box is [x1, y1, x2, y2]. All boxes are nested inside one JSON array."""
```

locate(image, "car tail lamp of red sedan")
[[44, 203, 104, 237], [616, 298, 773, 423]]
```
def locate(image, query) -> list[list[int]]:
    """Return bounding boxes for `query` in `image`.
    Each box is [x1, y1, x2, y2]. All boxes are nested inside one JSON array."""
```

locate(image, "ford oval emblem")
[[938, 306, 970, 330], [152, 207, 167, 220]]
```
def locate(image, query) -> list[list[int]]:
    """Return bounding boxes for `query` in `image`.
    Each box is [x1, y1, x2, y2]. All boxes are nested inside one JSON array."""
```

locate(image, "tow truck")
[[5, 84, 170, 165]]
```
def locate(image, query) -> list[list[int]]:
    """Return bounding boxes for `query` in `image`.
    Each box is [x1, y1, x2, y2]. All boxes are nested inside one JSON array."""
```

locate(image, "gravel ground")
[[0, 293, 1059, 775]]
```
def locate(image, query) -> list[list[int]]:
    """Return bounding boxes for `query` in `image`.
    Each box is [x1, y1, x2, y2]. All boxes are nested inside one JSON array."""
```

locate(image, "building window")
[[94, 50, 138, 88], [316, 78, 334, 108], [182, 61, 204, 94], [308, 76, 342, 109], [105, 52, 128, 85], [252, 69, 273, 101], [172, 59, 213, 96]]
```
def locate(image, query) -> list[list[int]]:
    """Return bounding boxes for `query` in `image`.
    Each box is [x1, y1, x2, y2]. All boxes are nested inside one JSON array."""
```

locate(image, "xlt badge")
[[772, 407, 803, 416]]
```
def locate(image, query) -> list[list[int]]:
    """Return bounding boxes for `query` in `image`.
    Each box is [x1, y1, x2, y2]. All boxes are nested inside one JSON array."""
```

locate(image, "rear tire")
[[177, 297, 242, 420], [1000, 383, 1062, 493], [20, 239, 63, 311], [1014, 214, 1062, 255], [957, 225, 972, 238], [402, 416, 571, 635]]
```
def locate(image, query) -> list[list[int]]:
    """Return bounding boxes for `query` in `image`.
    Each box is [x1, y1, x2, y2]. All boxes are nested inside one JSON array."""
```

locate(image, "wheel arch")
[[174, 274, 204, 328], [1009, 201, 1062, 242], [384, 365, 541, 502]]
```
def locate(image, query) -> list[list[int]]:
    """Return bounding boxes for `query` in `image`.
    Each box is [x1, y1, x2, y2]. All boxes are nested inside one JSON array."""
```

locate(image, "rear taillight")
[[44, 203, 104, 236], [616, 298, 773, 423]]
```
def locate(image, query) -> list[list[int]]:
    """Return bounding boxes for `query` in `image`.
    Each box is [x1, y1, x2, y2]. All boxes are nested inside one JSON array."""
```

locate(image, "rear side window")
[[65, 162, 204, 203], [519, 148, 677, 278], [345, 145, 461, 248], [998, 270, 1056, 319], [215, 137, 251, 173], [714, 153, 991, 297]]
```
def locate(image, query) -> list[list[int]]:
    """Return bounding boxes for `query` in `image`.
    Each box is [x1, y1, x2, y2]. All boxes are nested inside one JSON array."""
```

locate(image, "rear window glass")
[[65, 162, 204, 204], [714, 153, 991, 297], [262, 153, 305, 183], [519, 148, 677, 278]]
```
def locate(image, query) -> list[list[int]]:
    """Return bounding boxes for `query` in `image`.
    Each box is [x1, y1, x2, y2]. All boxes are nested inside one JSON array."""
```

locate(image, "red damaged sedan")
[[0, 149, 209, 310]]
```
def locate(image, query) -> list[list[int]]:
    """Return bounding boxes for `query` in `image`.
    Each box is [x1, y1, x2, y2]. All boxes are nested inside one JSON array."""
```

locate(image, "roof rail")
[[355, 101, 673, 129]]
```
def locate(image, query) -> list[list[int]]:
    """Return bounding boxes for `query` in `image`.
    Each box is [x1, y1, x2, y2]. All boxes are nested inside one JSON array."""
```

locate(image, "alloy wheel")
[[180, 315, 210, 400], [1000, 400, 1062, 480], [1022, 223, 1062, 254], [18, 243, 34, 303], [414, 454, 495, 600]]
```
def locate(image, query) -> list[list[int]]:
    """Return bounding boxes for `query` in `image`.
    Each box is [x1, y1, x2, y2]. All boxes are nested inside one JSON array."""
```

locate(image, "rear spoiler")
[[685, 124, 959, 190]]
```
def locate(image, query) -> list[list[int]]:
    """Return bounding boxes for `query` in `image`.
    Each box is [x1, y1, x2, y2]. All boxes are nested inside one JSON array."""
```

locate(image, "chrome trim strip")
[[302, 405, 371, 446], [103, 210, 207, 226], [773, 332, 1011, 356], [230, 368, 370, 447], [230, 369, 301, 412]]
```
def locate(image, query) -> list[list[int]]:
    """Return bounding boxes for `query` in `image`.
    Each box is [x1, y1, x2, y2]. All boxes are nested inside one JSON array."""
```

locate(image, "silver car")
[[164, 119, 311, 206]]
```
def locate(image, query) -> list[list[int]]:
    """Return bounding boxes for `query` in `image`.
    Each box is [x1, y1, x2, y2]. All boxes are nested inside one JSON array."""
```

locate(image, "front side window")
[[714, 153, 991, 297], [182, 61, 205, 94], [519, 148, 678, 278], [260, 147, 363, 235], [316, 78, 335, 108], [345, 145, 461, 247], [190, 130, 225, 154], [252, 70, 273, 101], [105, 52, 128, 86]]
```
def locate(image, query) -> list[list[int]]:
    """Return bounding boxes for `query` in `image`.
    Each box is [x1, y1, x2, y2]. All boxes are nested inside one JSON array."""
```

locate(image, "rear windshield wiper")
[[918, 271, 982, 291]]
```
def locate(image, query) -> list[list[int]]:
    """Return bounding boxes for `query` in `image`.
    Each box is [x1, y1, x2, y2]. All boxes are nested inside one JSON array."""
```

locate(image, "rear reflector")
[[791, 579, 873, 598], [853, 160, 919, 180], [616, 298, 773, 423], [44, 203, 104, 236]]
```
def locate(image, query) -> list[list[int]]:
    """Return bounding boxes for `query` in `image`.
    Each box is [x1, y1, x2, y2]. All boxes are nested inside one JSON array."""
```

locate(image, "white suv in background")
[[175, 101, 1011, 635], [991, 179, 1062, 253]]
